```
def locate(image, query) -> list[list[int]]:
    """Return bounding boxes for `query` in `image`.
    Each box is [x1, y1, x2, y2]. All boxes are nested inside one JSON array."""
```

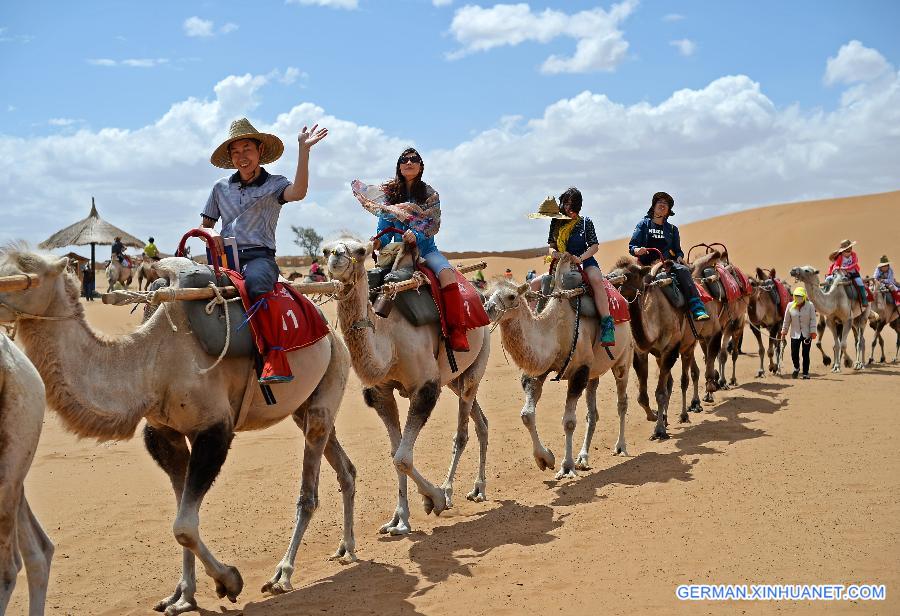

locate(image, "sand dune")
[[9, 190, 900, 615]]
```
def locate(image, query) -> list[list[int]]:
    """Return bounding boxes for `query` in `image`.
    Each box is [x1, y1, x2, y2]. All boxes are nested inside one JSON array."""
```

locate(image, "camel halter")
[[0, 294, 77, 340]]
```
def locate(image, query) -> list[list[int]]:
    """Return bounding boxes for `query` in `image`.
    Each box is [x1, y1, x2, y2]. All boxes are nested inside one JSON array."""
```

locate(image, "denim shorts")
[[422, 249, 452, 275]]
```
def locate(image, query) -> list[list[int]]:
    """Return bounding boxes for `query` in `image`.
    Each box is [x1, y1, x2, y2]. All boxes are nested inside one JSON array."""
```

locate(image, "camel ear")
[[770, 267, 776, 277], [755, 267, 765, 279], [53, 257, 69, 274], [516, 283, 529, 295]]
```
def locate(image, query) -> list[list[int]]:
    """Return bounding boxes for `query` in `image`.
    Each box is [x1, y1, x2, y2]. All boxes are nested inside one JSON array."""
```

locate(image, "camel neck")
[[499, 301, 565, 375], [335, 269, 393, 385]]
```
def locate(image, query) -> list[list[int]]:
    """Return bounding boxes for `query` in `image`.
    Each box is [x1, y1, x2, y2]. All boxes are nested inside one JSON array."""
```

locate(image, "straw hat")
[[527, 196, 568, 220], [210, 118, 284, 169], [878, 255, 891, 267], [828, 238, 857, 262]]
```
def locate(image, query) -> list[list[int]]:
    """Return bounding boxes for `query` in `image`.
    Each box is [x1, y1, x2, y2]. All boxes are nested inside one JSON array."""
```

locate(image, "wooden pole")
[[0, 274, 40, 292], [101, 279, 343, 305]]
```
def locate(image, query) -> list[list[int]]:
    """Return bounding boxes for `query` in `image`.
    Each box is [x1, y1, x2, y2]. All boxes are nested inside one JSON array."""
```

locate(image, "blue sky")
[[1, 0, 898, 253]]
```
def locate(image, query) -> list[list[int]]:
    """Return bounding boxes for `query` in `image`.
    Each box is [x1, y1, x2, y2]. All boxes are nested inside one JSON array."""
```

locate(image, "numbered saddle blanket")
[[416, 265, 490, 336], [227, 269, 330, 383], [715, 264, 747, 302], [773, 278, 791, 317]]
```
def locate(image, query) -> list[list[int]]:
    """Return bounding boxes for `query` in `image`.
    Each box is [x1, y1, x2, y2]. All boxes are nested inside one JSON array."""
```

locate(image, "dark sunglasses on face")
[[398, 155, 421, 164]]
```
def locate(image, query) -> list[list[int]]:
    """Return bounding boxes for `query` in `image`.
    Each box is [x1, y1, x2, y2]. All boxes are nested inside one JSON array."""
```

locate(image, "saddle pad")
[[729, 265, 753, 296], [383, 268, 441, 327], [227, 269, 330, 382], [603, 278, 630, 324], [715, 264, 744, 302], [842, 282, 874, 304], [178, 264, 255, 358], [417, 264, 490, 336], [694, 281, 714, 303], [773, 278, 791, 317]]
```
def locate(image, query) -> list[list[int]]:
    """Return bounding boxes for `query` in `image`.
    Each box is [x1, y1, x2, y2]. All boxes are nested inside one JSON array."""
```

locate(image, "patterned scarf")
[[556, 216, 580, 254]]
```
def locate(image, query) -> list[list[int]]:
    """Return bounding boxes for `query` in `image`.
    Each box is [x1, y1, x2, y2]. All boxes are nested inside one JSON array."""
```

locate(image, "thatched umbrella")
[[39, 197, 144, 274]]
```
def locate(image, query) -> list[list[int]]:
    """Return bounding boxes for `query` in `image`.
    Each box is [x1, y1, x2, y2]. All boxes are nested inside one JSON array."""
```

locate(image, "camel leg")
[[575, 377, 599, 469], [816, 316, 832, 367], [362, 386, 411, 535], [556, 366, 589, 480], [750, 324, 765, 377], [869, 321, 883, 364], [0, 488, 22, 616], [853, 320, 866, 370], [679, 353, 692, 423], [611, 361, 630, 456], [632, 351, 656, 421], [262, 408, 333, 595], [520, 372, 555, 471], [729, 325, 741, 386], [393, 380, 449, 516], [440, 391, 473, 509], [171, 423, 243, 609], [702, 334, 723, 403], [651, 349, 679, 440], [688, 356, 703, 412], [323, 432, 358, 561], [716, 329, 730, 389], [465, 399, 489, 503], [143, 425, 200, 615], [771, 325, 785, 375], [14, 496, 53, 616]]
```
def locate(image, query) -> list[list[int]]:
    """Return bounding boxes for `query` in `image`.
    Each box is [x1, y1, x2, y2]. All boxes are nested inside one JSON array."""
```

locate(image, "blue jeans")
[[239, 247, 279, 301], [422, 249, 452, 275]]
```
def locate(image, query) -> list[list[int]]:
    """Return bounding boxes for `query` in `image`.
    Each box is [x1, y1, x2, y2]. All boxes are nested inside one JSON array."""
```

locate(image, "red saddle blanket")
[[417, 265, 490, 336], [576, 272, 630, 323], [773, 278, 791, 317], [694, 281, 713, 303], [227, 270, 330, 383], [715, 264, 745, 302]]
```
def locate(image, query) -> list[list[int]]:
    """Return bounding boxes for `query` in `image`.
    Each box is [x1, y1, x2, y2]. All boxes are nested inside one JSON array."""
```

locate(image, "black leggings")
[[791, 337, 811, 374], [670, 262, 701, 301]]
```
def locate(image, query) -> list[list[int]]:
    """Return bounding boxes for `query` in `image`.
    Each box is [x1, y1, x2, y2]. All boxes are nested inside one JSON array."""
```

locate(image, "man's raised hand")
[[299, 124, 328, 150]]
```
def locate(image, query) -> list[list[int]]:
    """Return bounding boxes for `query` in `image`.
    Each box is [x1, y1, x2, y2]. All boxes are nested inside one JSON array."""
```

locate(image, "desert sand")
[[10, 191, 900, 615]]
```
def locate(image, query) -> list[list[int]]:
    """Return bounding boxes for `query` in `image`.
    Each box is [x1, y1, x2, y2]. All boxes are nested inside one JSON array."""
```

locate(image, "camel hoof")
[[330, 548, 359, 565], [533, 448, 555, 471], [679, 413, 690, 423], [574, 454, 591, 470], [689, 401, 703, 413], [554, 466, 578, 480], [756, 370, 765, 378], [867, 358, 874, 365], [162, 599, 199, 616], [702, 394, 714, 403], [644, 409, 657, 421], [441, 484, 454, 510], [261, 580, 292, 595], [729, 378, 738, 386], [422, 488, 448, 516], [649, 430, 670, 441], [466, 482, 487, 502], [214, 565, 243, 603]]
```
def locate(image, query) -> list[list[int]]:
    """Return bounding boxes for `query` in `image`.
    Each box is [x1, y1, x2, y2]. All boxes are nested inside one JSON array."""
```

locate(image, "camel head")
[[484, 279, 530, 323], [789, 265, 819, 283], [322, 236, 372, 283], [608, 255, 649, 302], [553, 252, 579, 287], [686, 249, 722, 276], [0, 244, 74, 323]]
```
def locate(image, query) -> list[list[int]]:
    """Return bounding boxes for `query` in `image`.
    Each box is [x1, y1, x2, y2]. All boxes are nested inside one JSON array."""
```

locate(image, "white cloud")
[[285, 0, 359, 9], [670, 38, 696, 57], [434, 0, 453, 5], [662, 13, 684, 22], [824, 40, 890, 86], [48, 118, 78, 126], [0, 27, 34, 43], [279, 67, 308, 85], [183, 17, 214, 37], [220, 22, 239, 34], [87, 58, 168, 68], [447, 0, 637, 74], [3, 42, 899, 253]]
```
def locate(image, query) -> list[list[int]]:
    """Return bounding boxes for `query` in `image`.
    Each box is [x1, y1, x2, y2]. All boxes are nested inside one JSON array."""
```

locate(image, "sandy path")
[[9, 297, 899, 615]]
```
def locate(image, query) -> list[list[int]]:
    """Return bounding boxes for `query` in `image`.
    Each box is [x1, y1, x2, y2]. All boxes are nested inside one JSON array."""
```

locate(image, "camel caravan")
[[1, 119, 897, 615]]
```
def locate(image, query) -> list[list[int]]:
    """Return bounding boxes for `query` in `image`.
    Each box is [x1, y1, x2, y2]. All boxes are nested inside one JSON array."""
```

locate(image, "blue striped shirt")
[[202, 168, 291, 250]]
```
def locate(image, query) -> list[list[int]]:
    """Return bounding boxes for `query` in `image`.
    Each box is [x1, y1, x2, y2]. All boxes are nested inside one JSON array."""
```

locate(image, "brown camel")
[[684, 251, 728, 403], [136, 254, 161, 291], [484, 254, 633, 478], [608, 256, 701, 441], [104, 258, 133, 292], [747, 268, 788, 377], [0, 247, 356, 615], [323, 237, 491, 535], [0, 333, 53, 616], [712, 260, 752, 390], [865, 278, 900, 364]]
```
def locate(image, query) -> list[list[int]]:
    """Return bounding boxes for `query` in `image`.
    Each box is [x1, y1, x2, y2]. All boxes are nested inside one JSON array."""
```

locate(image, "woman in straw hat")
[[627, 191, 710, 321], [781, 286, 817, 379], [872, 255, 900, 303], [826, 239, 867, 306], [537, 188, 616, 346], [200, 117, 327, 301]]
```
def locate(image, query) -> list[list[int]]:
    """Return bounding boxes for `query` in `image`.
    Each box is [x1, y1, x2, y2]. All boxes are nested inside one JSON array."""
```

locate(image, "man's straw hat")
[[210, 118, 284, 169], [878, 255, 891, 267], [527, 196, 568, 220], [828, 238, 857, 262]]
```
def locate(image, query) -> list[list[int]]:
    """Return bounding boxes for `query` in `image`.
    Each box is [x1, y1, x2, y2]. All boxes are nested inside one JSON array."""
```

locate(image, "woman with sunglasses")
[[369, 147, 471, 352]]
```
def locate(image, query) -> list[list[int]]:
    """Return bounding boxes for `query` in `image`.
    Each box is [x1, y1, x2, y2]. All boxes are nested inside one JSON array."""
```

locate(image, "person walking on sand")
[[199, 117, 328, 301], [781, 286, 817, 379]]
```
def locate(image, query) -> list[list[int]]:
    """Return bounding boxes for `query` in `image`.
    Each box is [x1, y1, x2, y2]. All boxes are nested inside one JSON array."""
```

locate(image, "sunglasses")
[[398, 155, 421, 164]]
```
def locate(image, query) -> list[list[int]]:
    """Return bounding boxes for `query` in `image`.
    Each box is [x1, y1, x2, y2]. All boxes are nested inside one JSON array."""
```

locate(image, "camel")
[[104, 258, 133, 292], [0, 334, 53, 616], [608, 256, 701, 441], [791, 265, 868, 371], [322, 237, 490, 535], [136, 255, 161, 291], [484, 253, 633, 478], [711, 260, 752, 390], [0, 247, 357, 615], [747, 268, 787, 377], [865, 278, 899, 364], [683, 251, 728, 403]]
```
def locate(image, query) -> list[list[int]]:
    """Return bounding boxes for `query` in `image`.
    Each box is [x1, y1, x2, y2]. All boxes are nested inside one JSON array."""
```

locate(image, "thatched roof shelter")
[[39, 197, 144, 273]]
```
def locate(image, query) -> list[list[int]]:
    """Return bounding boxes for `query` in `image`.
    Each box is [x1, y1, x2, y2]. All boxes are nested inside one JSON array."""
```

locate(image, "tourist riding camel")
[[748, 268, 790, 377], [542, 188, 616, 346], [143, 236, 161, 261], [0, 331, 53, 616], [628, 192, 710, 321], [355, 147, 470, 352], [781, 286, 817, 379], [484, 252, 633, 476], [866, 256, 900, 363], [826, 239, 867, 307]]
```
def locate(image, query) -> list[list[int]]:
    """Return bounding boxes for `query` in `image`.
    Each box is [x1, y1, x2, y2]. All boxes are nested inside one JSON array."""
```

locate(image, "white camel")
[[0, 247, 356, 615], [323, 237, 490, 535], [790, 265, 869, 371], [484, 254, 634, 479], [0, 333, 53, 616]]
